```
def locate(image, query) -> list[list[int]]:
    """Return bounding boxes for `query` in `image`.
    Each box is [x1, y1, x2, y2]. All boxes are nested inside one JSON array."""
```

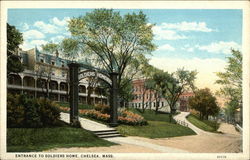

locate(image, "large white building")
[[7, 48, 107, 105]]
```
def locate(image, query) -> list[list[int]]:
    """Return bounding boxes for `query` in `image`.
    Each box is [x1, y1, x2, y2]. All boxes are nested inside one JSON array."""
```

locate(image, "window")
[[40, 59, 44, 63], [62, 72, 65, 77], [51, 61, 55, 65], [62, 61, 65, 67], [162, 102, 164, 107]]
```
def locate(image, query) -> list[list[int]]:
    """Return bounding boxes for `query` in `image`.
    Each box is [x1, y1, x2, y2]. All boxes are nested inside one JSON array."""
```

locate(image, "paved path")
[[60, 112, 189, 153], [173, 112, 208, 135], [60, 112, 114, 131]]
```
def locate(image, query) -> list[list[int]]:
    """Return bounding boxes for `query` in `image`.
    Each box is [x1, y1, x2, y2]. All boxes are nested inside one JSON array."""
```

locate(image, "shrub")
[[7, 94, 60, 128], [79, 109, 110, 122], [119, 110, 148, 126], [7, 94, 25, 128], [94, 104, 110, 114], [37, 99, 60, 126], [78, 108, 147, 126]]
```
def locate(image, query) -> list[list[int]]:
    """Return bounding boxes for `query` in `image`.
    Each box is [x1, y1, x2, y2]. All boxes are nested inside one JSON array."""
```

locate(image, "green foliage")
[[216, 49, 242, 123], [187, 114, 220, 132], [37, 99, 61, 126], [7, 94, 60, 128], [55, 102, 95, 110], [129, 108, 175, 122], [68, 9, 156, 91], [41, 43, 59, 54], [161, 68, 197, 113], [60, 38, 81, 60], [7, 23, 23, 55], [117, 121, 196, 138], [7, 23, 24, 75], [7, 127, 116, 152], [189, 88, 220, 120]]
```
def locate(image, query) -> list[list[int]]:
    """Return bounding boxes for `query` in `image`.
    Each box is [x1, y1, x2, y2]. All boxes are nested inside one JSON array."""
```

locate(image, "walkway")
[[59, 112, 189, 153], [173, 112, 208, 135], [49, 112, 241, 153]]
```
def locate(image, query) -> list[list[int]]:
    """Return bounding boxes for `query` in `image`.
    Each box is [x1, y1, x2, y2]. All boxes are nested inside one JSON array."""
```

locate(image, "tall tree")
[[216, 49, 242, 124], [162, 68, 197, 114], [189, 88, 220, 120], [149, 69, 166, 114], [7, 23, 24, 76], [67, 9, 156, 95], [41, 43, 59, 55]]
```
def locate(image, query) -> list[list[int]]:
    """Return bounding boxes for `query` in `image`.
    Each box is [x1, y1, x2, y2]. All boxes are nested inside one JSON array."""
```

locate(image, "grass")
[[117, 108, 196, 138], [56, 102, 94, 110], [128, 108, 175, 122], [187, 114, 220, 132], [116, 121, 196, 138], [7, 121, 116, 152]]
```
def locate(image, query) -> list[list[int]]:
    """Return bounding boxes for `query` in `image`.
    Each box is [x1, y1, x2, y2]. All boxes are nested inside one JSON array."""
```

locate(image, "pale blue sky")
[[7, 9, 243, 90]]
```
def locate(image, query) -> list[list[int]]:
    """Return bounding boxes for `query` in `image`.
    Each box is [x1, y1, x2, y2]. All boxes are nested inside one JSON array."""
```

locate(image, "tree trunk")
[[87, 88, 93, 105]]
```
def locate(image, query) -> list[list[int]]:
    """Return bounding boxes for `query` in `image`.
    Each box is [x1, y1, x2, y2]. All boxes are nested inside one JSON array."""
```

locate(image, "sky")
[[7, 9, 242, 92]]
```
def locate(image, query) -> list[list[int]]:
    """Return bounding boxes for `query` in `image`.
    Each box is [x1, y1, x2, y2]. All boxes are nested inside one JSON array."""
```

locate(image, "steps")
[[93, 129, 123, 138]]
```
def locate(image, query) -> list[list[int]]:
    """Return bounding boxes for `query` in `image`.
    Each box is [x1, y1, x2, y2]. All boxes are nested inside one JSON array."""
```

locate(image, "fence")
[[235, 124, 242, 134], [175, 119, 188, 127]]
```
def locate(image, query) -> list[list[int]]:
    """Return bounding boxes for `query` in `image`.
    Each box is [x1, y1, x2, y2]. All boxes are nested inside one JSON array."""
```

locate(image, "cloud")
[[20, 39, 48, 50], [23, 30, 45, 40], [152, 25, 187, 40], [50, 17, 70, 26], [34, 21, 59, 34], [34, 17, 70, 34], [197, 41, 241, 54], [181, 44, 194, 52], [21, 23, 29, 31], [149, 57, 227, 91], [161, 21, 215, 32], [157, 44, 175, 51], [51, 35, 65, 43]]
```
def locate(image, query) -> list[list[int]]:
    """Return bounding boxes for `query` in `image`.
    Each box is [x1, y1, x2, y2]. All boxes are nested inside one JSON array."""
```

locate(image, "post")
[[109, 72, 118, 127], [68, 63, 80, 127]]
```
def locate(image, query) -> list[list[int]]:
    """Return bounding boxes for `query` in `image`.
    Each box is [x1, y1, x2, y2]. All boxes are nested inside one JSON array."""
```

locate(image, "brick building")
[[130, 79, 171, 113], [178, 92, 194, 111], [130, 79, 194, 112]]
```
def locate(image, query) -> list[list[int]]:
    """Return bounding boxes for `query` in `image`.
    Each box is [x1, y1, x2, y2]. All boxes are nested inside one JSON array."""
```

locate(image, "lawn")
[[187, 114, 220, 132], [7, 121, 116, 152], [128, 108, 175, 122], [56, 102, 94, 110], [116, 120, 196, 138], [117, 108, 195, 138]]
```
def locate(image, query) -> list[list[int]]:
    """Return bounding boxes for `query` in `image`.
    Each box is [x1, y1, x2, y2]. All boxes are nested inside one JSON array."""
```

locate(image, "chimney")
[[55, 49, 59, 57]]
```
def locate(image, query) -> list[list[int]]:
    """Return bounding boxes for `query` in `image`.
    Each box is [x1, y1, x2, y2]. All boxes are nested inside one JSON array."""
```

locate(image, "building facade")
[[7, 48, 107, 105], [130, 79, 171, 113], [178, 92, 194, 111], [130, 79, 194, 112]]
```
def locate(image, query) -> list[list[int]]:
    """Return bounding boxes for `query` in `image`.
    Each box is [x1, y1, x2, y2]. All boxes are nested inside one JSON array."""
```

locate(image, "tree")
[[161, 68, 197, 114], [148, 69, 166, 114], [68, 9, 156, 98], [35, 63, 53, 99], [189, 88, 220, 120], [34, 43, 59, 99], [216, 49, 242, 124], [7, 23, 24, 76], [41, 43, 59, 55]]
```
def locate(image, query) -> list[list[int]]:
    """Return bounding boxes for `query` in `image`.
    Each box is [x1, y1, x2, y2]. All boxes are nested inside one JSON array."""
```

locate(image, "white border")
[[1, 1, 249, 160]]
